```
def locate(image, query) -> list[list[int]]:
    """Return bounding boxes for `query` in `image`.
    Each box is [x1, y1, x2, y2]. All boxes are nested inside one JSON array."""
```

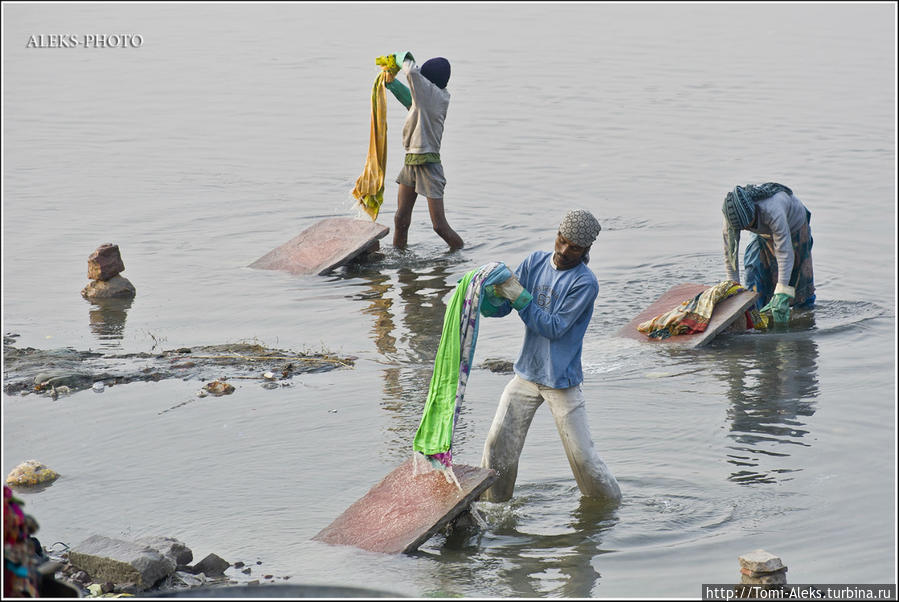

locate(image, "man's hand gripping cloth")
[[637, 280, 746, 339], [351, 56, 396, 220], [412, 262, 512, 476]]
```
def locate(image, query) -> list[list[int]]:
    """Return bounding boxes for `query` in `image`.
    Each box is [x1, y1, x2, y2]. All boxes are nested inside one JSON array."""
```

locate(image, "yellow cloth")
[[637, 280, 745, 338], [352, 70, 389, 221]]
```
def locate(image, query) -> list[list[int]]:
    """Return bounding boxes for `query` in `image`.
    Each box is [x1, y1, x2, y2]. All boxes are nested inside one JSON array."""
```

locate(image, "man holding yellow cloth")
[[382, 52, 464, 251]]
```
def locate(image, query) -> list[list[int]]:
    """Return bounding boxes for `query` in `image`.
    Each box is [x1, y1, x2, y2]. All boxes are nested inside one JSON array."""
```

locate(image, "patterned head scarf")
[[559, 209, 601, 247], [722, 187, 756, 231], [722, 183, 793, 231]]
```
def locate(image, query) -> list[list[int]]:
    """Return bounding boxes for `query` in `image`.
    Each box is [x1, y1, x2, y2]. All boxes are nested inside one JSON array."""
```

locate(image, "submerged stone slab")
[[249, 217, 389, 276], [68, 534, 176, 590], [313, 459, 496, 554], [615, 282, 759, 348]]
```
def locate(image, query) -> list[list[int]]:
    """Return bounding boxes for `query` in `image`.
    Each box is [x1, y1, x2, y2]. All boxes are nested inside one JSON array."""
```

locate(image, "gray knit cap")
[[559, 209, 601, 247]]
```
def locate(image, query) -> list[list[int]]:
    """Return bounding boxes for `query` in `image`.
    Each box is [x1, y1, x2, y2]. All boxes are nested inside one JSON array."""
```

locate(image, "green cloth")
[[405, 152, 441, 165], [413, 270, 476, 455]]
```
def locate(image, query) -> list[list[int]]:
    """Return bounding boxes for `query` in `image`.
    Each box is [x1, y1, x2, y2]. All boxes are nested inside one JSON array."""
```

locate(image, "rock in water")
[[87, 244, 126, 281], [82, 274, 136, 300], [6, 460, 59, 488], [134, 536, 193, 567], [203, 381, 235, 396], [191, 553, 230, 577]]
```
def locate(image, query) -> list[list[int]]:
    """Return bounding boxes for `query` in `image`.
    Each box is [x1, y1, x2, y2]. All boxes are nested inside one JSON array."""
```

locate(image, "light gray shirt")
[[723, 191, 809, 286], [400, 58, 450, 155]]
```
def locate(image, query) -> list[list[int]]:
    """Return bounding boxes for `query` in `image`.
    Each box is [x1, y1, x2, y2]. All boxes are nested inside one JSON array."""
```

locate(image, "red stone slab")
[[616, 283, 759, 348], [313, 459, 497, 554], [249, 217, 389, 276]]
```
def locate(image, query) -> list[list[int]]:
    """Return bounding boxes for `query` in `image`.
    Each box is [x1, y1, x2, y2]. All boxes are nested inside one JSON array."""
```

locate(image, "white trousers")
[[480, 375, 621, 503]]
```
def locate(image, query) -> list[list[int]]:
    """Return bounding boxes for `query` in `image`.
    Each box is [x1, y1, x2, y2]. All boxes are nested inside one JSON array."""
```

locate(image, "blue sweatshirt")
[[494, 251, 598, 389]]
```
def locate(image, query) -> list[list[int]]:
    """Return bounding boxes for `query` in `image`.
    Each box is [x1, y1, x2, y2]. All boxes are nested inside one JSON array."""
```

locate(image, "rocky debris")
[[3, 340, 355, 398], [47, 536, 248, 596], [204, 380, 235, 396], [82, 244, 135, 300], [67, 534, 176, 590], [738, 549, 788, 585], [6, 460, 59, 488], [135, 535, 193, 567]]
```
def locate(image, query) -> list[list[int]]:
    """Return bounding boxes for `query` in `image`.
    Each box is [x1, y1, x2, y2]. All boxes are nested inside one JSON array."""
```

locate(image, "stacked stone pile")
[[738, 549, 787, 585], [81, 244, 136, 300]]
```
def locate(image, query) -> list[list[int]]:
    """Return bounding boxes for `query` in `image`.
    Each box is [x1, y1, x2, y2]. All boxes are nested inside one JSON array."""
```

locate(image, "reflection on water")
[[472, 493, 618, 598], [86, 297, 133, 347], [410, 490, 619, 598], [710, 328, 820, 485], [346, 262, 457, 459]]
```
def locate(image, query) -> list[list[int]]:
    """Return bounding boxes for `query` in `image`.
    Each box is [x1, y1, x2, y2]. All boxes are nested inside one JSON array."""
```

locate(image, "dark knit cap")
[[421, 57, 451, 89]]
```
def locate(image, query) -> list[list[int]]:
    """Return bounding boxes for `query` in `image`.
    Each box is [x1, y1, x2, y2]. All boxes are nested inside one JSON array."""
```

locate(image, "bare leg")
[[427, 197, 464, 250], [393, 184, 417, 248]]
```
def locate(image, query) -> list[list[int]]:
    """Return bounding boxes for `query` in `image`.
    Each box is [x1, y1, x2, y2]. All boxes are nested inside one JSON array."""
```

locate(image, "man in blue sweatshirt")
[[480, 209, 621, 503]]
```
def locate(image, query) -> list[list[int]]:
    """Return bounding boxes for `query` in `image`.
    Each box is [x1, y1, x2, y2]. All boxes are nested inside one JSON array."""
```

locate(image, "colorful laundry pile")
[[412, 262, 511, 470], [4, 486, 40, 598], [637, 280, 747, 339]]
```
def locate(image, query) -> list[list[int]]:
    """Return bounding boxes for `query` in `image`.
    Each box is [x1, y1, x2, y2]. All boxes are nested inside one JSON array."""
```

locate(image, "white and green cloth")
[[413, 262, 511, 468]]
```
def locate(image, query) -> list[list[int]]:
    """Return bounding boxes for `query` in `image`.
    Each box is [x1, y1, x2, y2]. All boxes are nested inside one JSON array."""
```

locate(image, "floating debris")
[[92, 382, 105, 392], [4, 341, 355, 397], [203, 381, 235, 396]]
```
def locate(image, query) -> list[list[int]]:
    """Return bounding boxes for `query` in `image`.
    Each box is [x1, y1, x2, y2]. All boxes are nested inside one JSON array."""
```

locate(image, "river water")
[[2, 3, 896, 598]]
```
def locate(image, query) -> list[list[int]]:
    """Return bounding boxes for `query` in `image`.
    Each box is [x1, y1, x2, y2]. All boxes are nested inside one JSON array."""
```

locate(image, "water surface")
[[2, 3, 896, 597]]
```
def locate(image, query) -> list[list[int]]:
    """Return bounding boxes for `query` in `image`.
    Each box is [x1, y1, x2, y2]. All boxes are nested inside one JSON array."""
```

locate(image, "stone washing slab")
[[616, 282, 759, 349], [313, 459, 496, 554], [249, 217, 389, 276]]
